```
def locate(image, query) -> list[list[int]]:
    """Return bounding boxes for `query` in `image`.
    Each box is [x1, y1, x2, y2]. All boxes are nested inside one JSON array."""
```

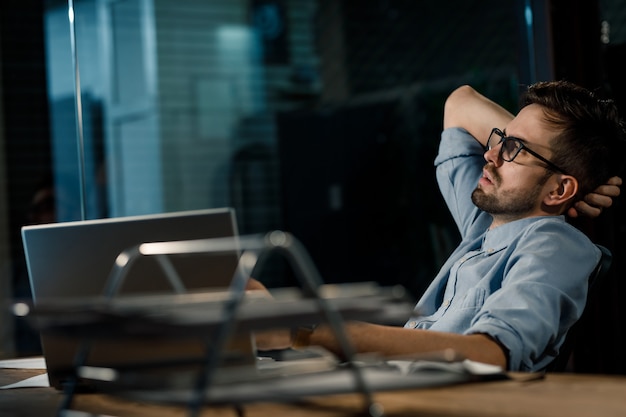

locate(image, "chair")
[[547, 244, 613, 372]]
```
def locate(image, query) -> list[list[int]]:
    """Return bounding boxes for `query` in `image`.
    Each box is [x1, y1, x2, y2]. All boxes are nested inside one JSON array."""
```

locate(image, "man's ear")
[[544, 175, 579, 207]]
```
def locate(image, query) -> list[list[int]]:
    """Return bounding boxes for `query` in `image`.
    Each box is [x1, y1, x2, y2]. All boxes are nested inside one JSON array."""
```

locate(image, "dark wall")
[[0, 1, 52, 356], [0, 2, 53, 273], [549, 0, 626, 374], [277, 96, 443, 298], [276, 77, 519, 299]]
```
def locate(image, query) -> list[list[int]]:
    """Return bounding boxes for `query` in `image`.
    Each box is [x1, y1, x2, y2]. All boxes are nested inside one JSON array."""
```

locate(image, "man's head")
[[472, 80, 625, 224], [522, 80, 625, 199]]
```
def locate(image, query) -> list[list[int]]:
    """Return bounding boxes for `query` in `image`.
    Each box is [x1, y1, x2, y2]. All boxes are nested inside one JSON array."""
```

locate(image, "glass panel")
[[9, 0, 529, 360], [42, 0, 524, 292], [110, 0, 147, 105]]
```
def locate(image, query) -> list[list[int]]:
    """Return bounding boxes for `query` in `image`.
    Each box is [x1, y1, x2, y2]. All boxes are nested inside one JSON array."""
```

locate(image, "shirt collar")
[[481, 215, 566, 253]]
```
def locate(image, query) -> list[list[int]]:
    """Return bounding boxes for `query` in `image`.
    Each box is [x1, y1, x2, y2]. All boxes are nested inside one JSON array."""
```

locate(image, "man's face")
[[471, 104, 559, 224]]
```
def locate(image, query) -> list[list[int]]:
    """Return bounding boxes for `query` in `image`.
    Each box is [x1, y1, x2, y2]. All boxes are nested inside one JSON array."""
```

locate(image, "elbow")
[[443, 85, 478, 129], [468, 333, 509, 370]]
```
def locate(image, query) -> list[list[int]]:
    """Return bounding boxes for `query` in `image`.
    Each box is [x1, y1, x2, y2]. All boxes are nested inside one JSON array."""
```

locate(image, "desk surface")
[[1, 368, 626, 417]]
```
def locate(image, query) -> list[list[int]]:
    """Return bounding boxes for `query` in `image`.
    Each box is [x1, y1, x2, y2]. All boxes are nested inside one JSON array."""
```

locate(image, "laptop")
[[21, 207, 253, 390]]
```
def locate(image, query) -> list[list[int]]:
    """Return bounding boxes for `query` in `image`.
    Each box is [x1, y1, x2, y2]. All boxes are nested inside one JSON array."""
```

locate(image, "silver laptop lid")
[[21, 207, 245, 389], [22, 208, 239, 301]]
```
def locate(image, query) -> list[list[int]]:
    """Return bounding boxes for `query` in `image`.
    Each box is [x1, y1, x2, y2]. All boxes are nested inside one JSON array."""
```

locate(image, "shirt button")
[[442, 299, 451, 307], [407, 321, 417, 328]]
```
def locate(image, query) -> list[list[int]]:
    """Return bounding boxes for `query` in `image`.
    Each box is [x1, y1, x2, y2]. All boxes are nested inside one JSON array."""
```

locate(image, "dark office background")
[[0, 0, 625, 373]]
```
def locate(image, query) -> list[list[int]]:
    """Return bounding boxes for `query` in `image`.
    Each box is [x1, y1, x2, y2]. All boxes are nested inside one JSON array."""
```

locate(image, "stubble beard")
[[471, 187, 539, 216], [471, 167, 544, 217]]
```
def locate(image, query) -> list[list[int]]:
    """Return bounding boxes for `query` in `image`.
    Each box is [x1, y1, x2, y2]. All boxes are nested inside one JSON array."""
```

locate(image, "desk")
[[1, 368, 625, 417]]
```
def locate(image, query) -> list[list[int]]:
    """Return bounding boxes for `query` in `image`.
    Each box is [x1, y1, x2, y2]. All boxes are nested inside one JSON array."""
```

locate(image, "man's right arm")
[[443, 85, 514, 146]]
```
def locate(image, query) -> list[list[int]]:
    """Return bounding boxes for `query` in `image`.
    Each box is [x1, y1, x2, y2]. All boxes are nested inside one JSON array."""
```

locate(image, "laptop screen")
[[21, 207, 245, 389], [22, 208, 240, 300]]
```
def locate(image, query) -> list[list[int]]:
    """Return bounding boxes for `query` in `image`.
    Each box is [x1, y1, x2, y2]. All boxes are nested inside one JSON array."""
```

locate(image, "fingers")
[[572, 191, 613, 219], [245, 278, 274, 300], [254, 328, 292, 351], [245, 278, 266, 291], [593, 183, 621, 198], [572, 200, 602, 218], [571, 176, 623, 218], [584, 192, 614, 209], [567, 206, 580, 218], [607, 176, 623, 186]]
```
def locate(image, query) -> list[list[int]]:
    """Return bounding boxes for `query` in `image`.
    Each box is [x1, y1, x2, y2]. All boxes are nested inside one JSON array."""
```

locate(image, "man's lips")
[[479, 168, 496, 186]]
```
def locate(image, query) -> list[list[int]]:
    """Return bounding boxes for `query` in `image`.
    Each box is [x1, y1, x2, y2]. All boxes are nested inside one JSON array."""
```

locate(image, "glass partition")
[[43, 0, 529, 293], [7, 0, 534, 359]]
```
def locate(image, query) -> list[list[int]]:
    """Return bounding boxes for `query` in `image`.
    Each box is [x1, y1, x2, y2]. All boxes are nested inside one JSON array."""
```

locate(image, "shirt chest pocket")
[[455, 287, 487, 311], [430, 287, 488, 333]]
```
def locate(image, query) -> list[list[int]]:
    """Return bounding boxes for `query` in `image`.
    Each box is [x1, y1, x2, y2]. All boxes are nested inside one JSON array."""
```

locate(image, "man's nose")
[[484, 144, 504, 167]]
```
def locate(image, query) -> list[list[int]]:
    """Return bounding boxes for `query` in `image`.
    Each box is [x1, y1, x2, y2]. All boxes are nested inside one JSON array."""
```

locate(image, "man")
[[253, 80, 624, 372]]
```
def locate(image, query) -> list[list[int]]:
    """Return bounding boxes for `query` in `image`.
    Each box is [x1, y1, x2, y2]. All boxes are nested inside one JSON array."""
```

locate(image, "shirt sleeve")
[[435, 128, 489, 239], [465, 221, 600, 371]]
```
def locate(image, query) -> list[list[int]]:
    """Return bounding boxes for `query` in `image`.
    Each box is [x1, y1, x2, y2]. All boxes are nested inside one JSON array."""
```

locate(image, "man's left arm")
[[304, 321, 508, 369], [569, 176, 622, 218], [250, 278, 508, 368]]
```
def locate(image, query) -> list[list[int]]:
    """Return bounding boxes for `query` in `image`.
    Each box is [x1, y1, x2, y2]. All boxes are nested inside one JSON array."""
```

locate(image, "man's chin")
[[471, 188, 494, 211], [471, 187, 484, 202]]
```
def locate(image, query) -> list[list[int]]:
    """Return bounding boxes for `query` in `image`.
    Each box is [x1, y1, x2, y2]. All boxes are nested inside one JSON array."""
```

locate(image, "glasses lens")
[[488, 129, 502, 149], [501, 137, 521, 161]]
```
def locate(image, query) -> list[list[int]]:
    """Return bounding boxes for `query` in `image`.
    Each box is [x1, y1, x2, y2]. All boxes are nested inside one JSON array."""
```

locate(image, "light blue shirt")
[[405, 127, 600, 372]]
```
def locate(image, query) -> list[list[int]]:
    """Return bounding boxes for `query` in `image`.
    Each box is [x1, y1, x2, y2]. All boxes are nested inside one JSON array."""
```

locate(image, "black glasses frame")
[[486, 128, 568, 174]]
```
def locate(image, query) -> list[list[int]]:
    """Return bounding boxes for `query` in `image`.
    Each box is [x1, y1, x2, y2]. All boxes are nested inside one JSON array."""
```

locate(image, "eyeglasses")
[[486, 128, 567, 174]]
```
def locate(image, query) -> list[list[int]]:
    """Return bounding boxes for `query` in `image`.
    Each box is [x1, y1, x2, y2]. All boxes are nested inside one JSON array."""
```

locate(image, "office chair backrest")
[[589, 245, 613, 289], [547, 244, 612, 372]]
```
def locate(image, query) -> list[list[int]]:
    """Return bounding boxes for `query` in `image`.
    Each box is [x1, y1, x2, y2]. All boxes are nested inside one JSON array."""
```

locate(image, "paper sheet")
[[0, 373, 50, 389], [0, 356, 50, 389], [0, 356, 46, 369]]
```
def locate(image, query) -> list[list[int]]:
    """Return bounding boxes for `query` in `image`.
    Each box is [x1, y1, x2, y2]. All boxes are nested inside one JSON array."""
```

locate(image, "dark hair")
[[521, 80, 626, 198]]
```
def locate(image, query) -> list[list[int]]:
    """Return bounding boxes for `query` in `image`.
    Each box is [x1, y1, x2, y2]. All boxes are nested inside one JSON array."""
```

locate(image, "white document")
[[0, 356, 46, 369], [0, 373, 50, 389], [0, 356, 50, 389]]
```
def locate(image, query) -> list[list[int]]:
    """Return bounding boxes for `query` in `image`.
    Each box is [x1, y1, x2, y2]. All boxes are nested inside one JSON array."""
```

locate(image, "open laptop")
[[21, 207, 253, 390]]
